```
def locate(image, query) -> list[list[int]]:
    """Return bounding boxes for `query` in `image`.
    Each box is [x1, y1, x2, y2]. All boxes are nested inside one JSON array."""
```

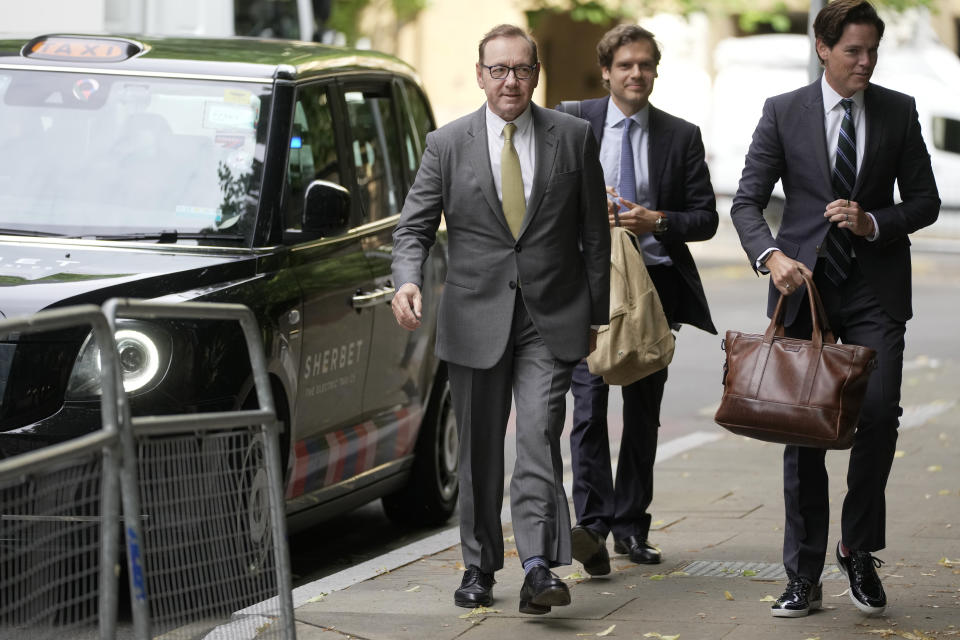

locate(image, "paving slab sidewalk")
[[292, 384, 960, 640]]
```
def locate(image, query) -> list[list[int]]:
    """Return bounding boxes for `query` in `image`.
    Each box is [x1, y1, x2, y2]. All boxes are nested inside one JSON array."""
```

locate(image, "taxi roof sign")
[[22, 36, 142, 63]]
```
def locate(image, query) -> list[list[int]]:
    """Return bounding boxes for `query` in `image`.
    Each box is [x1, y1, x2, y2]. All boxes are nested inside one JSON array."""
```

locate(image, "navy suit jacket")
[[576, 96, 718, 335], [731, 80, 940, 325]]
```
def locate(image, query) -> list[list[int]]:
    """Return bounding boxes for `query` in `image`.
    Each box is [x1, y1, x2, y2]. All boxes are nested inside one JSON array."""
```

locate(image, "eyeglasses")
[[481, 63, 538, 80]]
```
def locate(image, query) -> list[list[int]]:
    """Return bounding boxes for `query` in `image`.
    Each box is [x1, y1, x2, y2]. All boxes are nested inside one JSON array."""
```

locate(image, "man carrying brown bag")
[[731, 0, 939, 619]]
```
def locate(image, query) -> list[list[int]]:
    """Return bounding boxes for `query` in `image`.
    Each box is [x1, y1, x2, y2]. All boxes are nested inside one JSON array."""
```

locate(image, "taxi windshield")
[[0, 70, 272, 243]]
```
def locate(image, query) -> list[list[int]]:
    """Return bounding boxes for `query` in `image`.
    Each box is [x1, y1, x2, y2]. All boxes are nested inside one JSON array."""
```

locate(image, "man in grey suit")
[[391, 24, 609, 615], [732, 0, 939, 619]]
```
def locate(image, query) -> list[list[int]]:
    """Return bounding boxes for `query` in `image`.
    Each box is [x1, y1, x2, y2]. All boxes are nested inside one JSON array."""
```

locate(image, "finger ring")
[[846, 199, 850, 206], [845, 214, 849, 222], [785, 284, 791, 290]]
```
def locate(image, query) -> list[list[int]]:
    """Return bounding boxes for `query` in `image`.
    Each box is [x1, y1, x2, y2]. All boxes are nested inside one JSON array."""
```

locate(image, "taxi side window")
[[285, 84, 340, 233], [343, 85, 405, 222]]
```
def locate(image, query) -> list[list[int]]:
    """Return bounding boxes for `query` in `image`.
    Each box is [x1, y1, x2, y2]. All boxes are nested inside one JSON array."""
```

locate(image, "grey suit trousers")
[[448, 294, 574, 572]]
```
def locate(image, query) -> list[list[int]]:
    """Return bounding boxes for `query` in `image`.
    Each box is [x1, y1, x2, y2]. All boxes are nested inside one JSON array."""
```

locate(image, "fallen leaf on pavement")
[[927, 465, 942, 472], [565, 571, 585, 579], [650, 574, 666, 581], [601, 591, 616, 595], [643, 633, 679, 640], [669, 571, 689, 577], [724, 590, 734, 600], [503, 535, 515, 543], [305, 592, 327, 603], [597, 625, 616, 636], [939, 489, 952, 496], [866, 630, 897, 637], [832, 588, 850, 597], [742, 570, 758, 577], [404, 585, 420, 592], [759, 595, 776, 602], [894, 450, 906, 458], [458, 606, 500, 618], [939, 557, 959, 567]]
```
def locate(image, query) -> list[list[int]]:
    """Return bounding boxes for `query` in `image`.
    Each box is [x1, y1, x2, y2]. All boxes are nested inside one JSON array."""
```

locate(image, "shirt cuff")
[[866, 212, 879, 241], [755, 247, 780, 273]]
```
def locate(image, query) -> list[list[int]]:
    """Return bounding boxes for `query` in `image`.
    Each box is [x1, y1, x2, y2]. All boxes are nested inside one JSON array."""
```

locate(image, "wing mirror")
[[302, 180, 351, 237]]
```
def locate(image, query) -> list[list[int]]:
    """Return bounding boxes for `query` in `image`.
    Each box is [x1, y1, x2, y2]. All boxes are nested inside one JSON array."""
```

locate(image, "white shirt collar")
[[605, 99, 649, 129], [821, 73, 865, 113], [485, 103, 533, 137]]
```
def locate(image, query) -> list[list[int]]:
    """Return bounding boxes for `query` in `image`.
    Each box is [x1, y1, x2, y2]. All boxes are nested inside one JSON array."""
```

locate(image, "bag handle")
[[763, 272, 836, 348], [747, 272, 837, 401]]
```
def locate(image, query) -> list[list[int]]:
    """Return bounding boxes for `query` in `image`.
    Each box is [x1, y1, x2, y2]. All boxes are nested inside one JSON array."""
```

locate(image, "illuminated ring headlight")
[[67, 322, 171, 399], [114, 329, 161, 393]]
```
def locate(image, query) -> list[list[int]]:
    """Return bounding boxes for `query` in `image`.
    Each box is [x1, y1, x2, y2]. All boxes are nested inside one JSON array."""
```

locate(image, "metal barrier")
[[103, 299, 295, 640], [0, 300, 295, 639], [0, 306, 124, 640]]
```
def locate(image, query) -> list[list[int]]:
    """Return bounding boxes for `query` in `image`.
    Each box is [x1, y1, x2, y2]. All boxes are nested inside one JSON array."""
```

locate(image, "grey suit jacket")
[[731, 79, 940, 326], [392, 102, 610, 369]]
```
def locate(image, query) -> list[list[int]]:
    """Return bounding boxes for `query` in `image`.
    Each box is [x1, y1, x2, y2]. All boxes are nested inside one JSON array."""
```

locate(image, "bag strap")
[[557, 100, 582, 118], [748, 272, 834, 401]]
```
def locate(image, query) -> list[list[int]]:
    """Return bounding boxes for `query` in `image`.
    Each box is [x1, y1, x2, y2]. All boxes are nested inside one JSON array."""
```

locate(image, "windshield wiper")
[[0, 227, 70, 238], [90, 231, 246, 244]]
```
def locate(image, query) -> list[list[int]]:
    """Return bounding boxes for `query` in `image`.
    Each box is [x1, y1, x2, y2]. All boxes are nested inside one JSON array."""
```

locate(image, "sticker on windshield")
[[203, 102, 256, 131], [175, 205, 222, 225], [224, 89, 252, 105], [72, 78, 101, 102]]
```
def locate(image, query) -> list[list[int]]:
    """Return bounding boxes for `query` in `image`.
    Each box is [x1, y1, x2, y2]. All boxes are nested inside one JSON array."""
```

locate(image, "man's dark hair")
[[596, 24, 661, 90], [813, 0, 885, 60], [478, 24, 538, 65]]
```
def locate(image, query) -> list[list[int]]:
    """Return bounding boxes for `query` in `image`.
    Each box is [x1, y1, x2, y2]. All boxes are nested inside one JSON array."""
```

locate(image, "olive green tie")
[[501, 122, 525, 237]]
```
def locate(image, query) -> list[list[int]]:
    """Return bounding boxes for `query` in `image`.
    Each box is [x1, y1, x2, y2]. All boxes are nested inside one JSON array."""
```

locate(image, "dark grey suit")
[[732, 79, 939, 581], [393, 102, 609, 571]]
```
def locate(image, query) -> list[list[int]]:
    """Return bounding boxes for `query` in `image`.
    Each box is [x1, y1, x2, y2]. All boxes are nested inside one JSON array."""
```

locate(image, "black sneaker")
[[835, 542, 887, 615], [771, 577, 823, 618]]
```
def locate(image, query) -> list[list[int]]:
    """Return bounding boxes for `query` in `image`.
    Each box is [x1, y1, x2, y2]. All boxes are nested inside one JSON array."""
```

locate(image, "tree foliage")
[[523, 0, 936, 34], [326, 0, 429, 44]]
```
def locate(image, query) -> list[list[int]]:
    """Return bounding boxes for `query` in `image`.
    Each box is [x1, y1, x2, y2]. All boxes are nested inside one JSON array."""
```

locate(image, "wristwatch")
[[653, 214, 668, 236]]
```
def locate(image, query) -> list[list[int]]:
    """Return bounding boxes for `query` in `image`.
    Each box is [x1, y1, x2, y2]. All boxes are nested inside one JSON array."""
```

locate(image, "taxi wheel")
[[383, 368, 459, 527]]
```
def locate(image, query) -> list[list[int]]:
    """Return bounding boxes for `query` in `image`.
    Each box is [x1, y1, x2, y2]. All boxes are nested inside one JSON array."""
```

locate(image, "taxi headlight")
[[66, 323, 171, 398]]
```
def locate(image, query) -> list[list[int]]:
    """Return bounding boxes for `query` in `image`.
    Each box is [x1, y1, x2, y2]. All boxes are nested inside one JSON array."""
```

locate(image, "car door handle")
[[352, 286, 396, 309]]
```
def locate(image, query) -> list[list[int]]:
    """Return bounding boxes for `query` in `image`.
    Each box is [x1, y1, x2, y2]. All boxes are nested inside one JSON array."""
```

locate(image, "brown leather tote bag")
[[714, 272, 877, 449]]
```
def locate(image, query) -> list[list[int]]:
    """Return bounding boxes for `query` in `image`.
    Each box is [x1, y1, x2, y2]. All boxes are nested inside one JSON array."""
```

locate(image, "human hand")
[[605, 188, 660, 234], [825, 199, 874, 237], [765, 251, 813, 296], [391, 282, 422, 330]]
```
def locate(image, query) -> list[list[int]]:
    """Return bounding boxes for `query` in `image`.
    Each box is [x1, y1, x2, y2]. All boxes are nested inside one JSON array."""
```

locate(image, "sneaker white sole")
[[847, 590, 885, 616], [770, 606, 810, 618]]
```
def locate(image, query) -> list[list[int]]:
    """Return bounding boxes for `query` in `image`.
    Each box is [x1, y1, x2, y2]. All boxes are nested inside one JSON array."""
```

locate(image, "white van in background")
[[2, 0, 322, 43], [708, 31, 960, 210]]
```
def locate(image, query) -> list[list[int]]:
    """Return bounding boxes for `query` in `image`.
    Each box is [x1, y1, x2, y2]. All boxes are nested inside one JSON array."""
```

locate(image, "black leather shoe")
[[518, 565, 571, 615], [571, 525, 610, 576], [771, 577, 823, 617], [454, 565, 495, 608], [613, 535, 661, 564], [836, 542, 886, 615]]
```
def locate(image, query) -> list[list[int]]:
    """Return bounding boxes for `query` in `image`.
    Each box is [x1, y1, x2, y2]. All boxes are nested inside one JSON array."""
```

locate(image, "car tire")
[[382, 367, 458, 527]]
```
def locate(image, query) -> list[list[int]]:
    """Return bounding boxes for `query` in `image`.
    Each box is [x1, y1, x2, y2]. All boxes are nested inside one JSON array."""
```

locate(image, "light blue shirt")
[[600, 100, 671, 266]]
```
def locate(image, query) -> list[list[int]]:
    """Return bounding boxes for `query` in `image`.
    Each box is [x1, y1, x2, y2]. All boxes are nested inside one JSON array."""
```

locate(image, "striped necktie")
[[824, 98, 856, 286], [618, 117, 636, 210], [501, 122, 525, 238]]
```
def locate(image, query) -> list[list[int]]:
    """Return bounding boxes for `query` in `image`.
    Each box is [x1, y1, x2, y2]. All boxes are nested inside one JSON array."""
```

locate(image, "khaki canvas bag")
[[587, 225, 675, 386]]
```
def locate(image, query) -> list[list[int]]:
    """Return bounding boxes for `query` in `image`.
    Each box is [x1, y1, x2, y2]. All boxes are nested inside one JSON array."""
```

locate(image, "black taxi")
[[0, 34, 456, 529]]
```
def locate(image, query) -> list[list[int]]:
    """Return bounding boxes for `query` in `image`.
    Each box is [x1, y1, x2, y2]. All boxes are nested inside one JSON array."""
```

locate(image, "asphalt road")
[[287, 249, 960, 588]]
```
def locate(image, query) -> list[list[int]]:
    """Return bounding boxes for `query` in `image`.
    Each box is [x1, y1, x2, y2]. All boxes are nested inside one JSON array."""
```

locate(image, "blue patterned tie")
[[825, 98, 855, 286], [618, 117, 636, 212]]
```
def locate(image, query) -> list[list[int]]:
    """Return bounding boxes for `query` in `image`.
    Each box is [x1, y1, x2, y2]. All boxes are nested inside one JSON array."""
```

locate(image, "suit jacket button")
[[515, 244, 521, 252], [509, 280, 517, 289]]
